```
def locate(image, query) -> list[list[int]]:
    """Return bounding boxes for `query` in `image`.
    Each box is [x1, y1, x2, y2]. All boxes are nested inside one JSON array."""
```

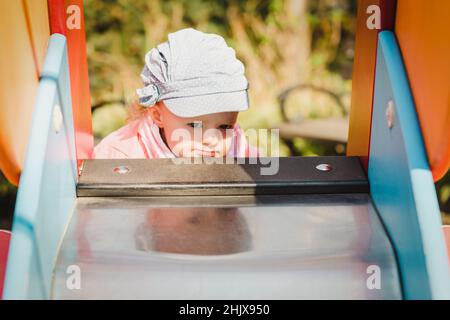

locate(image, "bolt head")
[[113, 166, 130, 174], [52, 104, 63, 134], [316, 164, 333, 172], [386, 100, 395, 129]]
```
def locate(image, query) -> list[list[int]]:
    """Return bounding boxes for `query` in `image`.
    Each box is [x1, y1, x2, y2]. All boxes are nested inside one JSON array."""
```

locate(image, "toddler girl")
[[94, 28, 258, 159]]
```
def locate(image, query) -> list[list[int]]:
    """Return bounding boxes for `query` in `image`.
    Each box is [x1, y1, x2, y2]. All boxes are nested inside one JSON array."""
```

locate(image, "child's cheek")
[[221, 129, 236, 156], [221, 134, 233, 156], [171, 139, 194, 157], [167, 127, 194, 157]]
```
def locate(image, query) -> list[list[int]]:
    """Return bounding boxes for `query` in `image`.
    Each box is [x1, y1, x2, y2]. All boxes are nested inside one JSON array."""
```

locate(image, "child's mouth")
[[193, 149, 218, 157], [202, 150, 216, 157]]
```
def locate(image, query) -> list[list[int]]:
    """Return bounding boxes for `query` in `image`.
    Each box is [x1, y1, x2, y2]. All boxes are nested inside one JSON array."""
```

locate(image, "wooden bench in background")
[[273, 84, 349, 155]]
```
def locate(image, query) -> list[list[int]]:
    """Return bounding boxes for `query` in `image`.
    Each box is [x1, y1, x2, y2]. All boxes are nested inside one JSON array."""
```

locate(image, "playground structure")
[[0, 0, 449, 299]]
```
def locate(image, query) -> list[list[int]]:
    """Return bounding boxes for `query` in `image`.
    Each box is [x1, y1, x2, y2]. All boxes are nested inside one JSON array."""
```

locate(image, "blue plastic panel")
[[369, 31, 450, 299], [3, 34, 77, 299]]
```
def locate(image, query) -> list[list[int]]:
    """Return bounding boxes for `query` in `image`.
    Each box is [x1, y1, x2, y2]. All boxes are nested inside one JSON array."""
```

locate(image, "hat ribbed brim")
[[163, 90, 249, 118]]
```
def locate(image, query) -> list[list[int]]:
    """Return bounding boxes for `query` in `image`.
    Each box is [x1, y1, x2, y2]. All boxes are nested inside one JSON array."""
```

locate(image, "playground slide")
[[50, 194, 400, 299], [3, 30, 450, 300]]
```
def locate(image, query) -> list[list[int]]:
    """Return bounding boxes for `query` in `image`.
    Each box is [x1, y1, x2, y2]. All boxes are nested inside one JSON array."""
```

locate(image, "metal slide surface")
[[52, 194, 401, 299]]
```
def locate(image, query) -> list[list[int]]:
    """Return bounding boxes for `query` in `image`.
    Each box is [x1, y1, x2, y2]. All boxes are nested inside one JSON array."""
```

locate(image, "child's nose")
[[202, 136, 217, 147], [202, 131, 220, 147]]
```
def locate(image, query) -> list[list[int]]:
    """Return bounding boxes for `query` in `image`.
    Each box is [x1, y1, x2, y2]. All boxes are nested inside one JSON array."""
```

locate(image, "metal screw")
[[316, 164, 333, 172], [113, 166, 130, 174], [52, 104, 63, 134], [386, 100, 395, 129]]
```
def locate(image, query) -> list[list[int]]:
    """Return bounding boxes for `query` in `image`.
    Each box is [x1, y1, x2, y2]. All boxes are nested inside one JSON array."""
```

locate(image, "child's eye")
[[218, 124, 233, 130], [187, 122, 202, 128]]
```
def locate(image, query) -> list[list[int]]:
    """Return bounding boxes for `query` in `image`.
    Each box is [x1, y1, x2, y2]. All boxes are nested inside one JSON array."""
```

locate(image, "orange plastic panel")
[[396, 0, 450, 181], [0, 0, 49, 185], [347, 0, 396, 171], [25, 0, 50, 75], [64, 0, 94, 160], [49, 0, 94, 161]]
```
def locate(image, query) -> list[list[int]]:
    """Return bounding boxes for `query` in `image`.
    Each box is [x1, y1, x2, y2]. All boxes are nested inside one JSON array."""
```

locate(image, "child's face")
[[149, 102, 238, 157]]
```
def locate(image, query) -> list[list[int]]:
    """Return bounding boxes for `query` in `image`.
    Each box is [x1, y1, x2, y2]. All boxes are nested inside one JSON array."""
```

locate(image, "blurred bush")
[[437, 171, 450, 224], [0, 172, 17, 230]]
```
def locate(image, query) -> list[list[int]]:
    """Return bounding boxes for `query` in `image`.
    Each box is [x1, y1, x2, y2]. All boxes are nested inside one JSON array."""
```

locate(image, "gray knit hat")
[[136, 28, 249, 118]]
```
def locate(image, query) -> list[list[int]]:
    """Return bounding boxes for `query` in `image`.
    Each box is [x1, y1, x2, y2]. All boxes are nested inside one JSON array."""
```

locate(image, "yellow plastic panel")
[[25, 0, 50, 74], [0, 0, 49, 185]]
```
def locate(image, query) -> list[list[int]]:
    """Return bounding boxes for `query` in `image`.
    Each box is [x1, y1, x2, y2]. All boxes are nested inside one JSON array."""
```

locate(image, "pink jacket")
[[94, 115, 259, 159]]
